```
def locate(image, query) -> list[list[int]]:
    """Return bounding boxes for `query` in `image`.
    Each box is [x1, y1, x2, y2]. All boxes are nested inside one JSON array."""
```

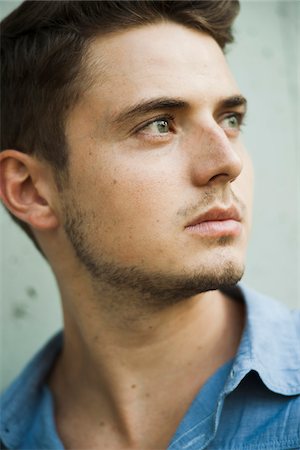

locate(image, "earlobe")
[[0, 150, 59, 230]]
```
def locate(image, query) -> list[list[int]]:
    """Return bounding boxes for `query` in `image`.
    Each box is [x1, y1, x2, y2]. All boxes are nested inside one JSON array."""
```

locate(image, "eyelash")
[[223, 112, 246, 128], [133, 111, 246, 136], [134, 114, 176, 134]]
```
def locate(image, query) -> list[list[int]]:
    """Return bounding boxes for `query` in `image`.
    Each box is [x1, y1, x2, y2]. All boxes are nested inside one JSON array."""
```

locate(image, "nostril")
[[208, 173, 231, 184]]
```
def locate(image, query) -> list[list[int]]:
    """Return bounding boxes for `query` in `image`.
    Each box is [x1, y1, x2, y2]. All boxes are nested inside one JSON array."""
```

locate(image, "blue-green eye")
[[228, 116, 239, 128], [136, 115, 175, 136], [144, 119, 171, 134], [222, 113, 243, 130]]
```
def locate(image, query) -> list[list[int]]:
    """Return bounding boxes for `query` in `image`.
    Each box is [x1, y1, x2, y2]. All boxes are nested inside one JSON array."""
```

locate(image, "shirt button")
[[230, 369, 235, 378]]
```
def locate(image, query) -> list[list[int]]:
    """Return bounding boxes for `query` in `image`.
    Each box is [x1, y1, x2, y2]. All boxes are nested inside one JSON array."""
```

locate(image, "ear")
[[0, 150, 59, 230]]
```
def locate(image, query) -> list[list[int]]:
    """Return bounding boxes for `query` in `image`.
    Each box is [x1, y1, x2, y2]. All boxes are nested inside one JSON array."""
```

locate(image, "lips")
[[186, 206, 242, 227], [185, 206, 242, 237]]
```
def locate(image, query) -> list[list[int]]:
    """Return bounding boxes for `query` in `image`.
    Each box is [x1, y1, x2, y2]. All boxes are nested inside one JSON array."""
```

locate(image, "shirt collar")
[[222, 283, 300, 396], [1, 284, 299, 449]]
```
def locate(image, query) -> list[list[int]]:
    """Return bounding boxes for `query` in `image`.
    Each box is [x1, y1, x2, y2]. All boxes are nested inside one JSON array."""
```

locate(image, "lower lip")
[[185, 219, 242, 237]]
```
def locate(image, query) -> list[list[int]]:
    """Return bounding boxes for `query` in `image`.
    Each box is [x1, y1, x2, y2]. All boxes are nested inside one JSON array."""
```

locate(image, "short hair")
[[1, 0, 240, 254]]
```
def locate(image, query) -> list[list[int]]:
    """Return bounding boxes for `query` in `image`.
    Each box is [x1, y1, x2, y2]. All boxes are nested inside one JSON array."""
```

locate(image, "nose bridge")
[[189, 120, 243, 186]]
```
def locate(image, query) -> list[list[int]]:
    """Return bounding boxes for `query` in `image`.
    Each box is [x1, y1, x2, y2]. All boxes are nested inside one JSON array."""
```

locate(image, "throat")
[[48, 289, 245, 449]]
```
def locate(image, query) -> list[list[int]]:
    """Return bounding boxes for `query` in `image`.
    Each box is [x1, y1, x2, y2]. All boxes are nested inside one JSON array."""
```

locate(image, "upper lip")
[[185, 206, 242, 228]]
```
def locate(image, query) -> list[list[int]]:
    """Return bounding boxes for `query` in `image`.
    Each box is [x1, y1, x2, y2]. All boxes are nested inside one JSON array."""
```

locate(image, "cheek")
[[99, 179, 175, 264], [234, 151, 254, 230], [106, 172, 174, 235], [243, 152, 254, 206], [73, 154, 179, 248], [89, 149, 180, 219]]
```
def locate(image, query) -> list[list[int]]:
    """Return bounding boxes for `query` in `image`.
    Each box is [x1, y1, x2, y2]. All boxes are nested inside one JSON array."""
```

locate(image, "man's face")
[[61, 22, 253, 302]]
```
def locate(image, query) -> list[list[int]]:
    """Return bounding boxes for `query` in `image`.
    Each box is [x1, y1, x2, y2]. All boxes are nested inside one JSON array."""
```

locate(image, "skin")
[[0, 22, 253, 449]]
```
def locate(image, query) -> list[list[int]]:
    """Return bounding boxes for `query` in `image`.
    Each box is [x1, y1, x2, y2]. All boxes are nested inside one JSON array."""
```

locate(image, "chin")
[[135, 259, 245, 308], [154, 250, 246, 302], [96, 255, 246, 308]]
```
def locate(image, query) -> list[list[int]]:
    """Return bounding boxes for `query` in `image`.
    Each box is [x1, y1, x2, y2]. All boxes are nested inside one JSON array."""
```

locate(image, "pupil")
[[230, 117, 237, 127]]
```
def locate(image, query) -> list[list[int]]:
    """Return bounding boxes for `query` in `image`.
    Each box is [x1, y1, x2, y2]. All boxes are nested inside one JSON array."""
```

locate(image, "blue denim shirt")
[[1, 284, 300, 449]]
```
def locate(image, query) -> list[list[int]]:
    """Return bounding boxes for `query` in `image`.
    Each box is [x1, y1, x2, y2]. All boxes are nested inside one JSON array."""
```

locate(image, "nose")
[[189, 122, 243, 187]]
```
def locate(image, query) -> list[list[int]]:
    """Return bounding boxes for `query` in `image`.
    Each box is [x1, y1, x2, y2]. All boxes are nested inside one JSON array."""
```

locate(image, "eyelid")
[[130, 110, 246, 137], [221, 111, 246, 127], [132, 113, 176, 134]]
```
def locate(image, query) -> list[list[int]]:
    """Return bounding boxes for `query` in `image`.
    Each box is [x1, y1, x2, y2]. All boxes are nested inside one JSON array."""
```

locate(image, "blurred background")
[[1, 0, 299, 391]]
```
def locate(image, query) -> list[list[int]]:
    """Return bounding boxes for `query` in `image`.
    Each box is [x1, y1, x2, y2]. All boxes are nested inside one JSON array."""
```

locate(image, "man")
[[0, 1, 299, 449]]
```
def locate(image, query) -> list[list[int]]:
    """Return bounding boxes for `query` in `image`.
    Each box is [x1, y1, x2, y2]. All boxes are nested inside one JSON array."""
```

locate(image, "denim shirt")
[[1, 284, 300, 450]]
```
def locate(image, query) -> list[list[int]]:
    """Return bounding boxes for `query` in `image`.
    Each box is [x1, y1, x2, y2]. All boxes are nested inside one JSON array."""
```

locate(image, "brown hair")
[[1, 0, 240, 254]]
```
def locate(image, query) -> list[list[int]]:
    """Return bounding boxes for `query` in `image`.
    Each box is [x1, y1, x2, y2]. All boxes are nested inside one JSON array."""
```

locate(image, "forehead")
[[83, 21, 239, 106], [65, 22, 241, 144]]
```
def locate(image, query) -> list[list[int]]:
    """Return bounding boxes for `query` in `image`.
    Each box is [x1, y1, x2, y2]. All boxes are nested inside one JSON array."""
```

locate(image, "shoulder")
[[216, 284, 300, 448], [239, 283, 300, 346], [0, 332, 63, 450], [238, 285, 300, 393], [216, 374, 300, 449]]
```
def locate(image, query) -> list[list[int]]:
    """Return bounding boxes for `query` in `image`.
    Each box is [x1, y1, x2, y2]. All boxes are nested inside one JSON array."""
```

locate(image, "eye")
[[221, 113, 244, 131], [136, 115, 175, 136], [149, 119, 170, 134]]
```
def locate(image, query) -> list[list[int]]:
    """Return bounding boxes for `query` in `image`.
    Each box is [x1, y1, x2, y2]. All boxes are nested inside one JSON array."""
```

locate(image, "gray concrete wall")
[[1, 0, 299, 391]]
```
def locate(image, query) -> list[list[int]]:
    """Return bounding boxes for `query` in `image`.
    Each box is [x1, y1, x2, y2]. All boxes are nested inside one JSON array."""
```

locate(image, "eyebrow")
[[111, 97, 187, 125], [218, 95, 247, 110], [111, 94, 247, 126]]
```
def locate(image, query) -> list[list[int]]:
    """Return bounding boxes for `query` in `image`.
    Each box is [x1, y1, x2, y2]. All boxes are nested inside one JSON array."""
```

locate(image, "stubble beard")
[[63, 204, 245, 309]]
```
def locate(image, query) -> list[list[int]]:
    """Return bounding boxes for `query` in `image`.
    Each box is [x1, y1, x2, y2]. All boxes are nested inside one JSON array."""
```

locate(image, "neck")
[[49, 274, 245, 448]]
